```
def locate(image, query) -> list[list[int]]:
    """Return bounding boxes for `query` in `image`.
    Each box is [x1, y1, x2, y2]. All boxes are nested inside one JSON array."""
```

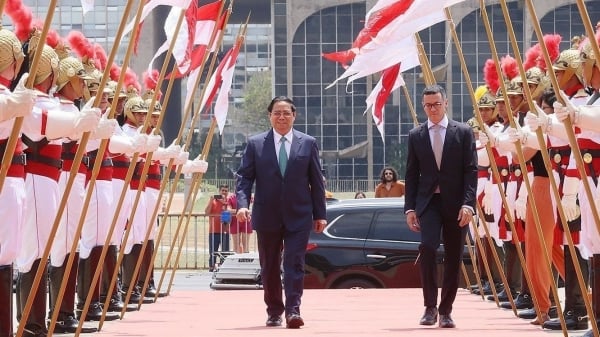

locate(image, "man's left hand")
[[313, 219, 327, 233], [457, 207, 473, 227]]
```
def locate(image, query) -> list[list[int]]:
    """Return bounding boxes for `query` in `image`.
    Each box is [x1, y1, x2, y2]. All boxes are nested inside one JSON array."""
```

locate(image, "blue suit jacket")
[[236, 129, 326, 232], [404, 119, 477, 218]]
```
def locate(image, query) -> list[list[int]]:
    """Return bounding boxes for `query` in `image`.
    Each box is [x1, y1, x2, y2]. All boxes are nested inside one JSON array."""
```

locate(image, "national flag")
[[122, 0, 191, 38], [323, 0, 464, 79], [364, 64, 405, 141]]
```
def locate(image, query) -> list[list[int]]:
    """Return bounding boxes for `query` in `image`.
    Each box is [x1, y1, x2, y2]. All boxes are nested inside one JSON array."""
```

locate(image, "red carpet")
[[90, 288, 562, 337]]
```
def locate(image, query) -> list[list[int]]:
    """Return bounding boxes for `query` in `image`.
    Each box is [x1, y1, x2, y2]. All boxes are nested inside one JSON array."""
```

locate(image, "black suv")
[[304, 198, 473, 289]]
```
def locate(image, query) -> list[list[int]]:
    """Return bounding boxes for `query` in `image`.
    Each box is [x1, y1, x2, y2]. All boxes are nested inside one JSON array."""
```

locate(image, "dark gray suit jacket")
[[236, 128, 326, 232], [404, 119, 477, 218]]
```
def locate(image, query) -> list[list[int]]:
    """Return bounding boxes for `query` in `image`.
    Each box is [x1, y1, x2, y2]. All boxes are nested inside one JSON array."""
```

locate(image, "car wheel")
[[335, 278, 378, 289]]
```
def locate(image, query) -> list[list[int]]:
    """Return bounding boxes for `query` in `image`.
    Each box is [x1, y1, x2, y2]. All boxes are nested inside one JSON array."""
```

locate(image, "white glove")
[[0, 73, 35, 121], [153, 142, 181, 160], [514, 186, 528, 220], [554, 90, 580, 124], [90, 114, 117, 140], [77, 99, 101, 133], [131, 133, 148, 153], [525, 109, 549, 132], [145, 134, 162, 152], [479, 127, 494, 147], [181, 158, 209, 174], [561, 176, 581, 222], [173, 151, 189, 166], [482, 181, 494, 215], [506, 127, 521, 143]]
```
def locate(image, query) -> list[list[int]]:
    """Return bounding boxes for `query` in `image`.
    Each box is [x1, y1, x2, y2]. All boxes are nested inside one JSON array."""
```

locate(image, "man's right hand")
[[237, 208, 250, 222]]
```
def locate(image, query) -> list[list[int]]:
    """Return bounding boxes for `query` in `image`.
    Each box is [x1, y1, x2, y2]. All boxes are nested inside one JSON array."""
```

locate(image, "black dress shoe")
[[500, 293, 533, 309], [285, 313, 304, 329], [517, 308, 537, 319], [107, 298, 125, 312], [487, 287, 513, 302], [52, 315, 98, 334], [548, 306, 558, 319], [439, 314, 455, 328], [265, 315, 282, 327], [419, 307, 438, 326], [542, 310, 588, 330]]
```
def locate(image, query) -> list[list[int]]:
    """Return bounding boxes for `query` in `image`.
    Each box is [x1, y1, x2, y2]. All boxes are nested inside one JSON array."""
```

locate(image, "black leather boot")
[[78, 247, 119, 322], [103, 245, 128, 312], [582, 254, 600, 337], [501, 292, 533, 309], [140, 240, 157, 298], [17, 259, 48, 337], [122, 244, 143, 304], [0, 265, 13, 337]]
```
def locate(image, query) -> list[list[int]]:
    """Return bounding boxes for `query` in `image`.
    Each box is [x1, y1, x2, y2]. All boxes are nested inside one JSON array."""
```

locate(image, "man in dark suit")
[[236, 96, 327, 329], [404, 84, 477, 328]]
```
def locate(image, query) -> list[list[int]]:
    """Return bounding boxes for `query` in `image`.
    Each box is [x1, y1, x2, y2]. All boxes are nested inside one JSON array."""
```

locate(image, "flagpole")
[[523, 1, 598, 334], [401, 85, 419, 126], [12, 2, 60, 336], [482, 0, 566, 328], [118, 8, 188, 318], [445, 6, 520, 312], [138, 1, 230, 305], [73, 0, 148, 334], [576, 0, 600, 72], [0, 1, 6, 17], [46, 2, 136, 336], [153, 4, 233, 300], [164, 21, 249, 295]]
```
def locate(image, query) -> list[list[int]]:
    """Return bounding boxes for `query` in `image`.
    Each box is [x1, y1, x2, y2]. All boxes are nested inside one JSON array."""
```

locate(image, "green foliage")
[[241, 70, 272, 133]]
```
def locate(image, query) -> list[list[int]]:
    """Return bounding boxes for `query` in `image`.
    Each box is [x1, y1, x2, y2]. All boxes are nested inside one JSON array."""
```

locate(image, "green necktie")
[[279, 136, 288, 175]]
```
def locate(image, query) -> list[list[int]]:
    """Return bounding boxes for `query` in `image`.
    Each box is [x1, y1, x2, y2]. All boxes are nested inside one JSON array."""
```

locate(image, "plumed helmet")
[[86, 68, 103, 93], [524, 66, 550, 99], [466, 117, 480, 132], [478, 91, 496, 109], [27, 32, 59, 86], [495, 85, 506, 102], [56, 44, 93, 91], [124, 89, 148, 121], [552, 48, 584, 85], [142, 89, 162, 115], [106, 80, 127, 100], [506, 79, 523, 96], [0, 27, 24, 74]]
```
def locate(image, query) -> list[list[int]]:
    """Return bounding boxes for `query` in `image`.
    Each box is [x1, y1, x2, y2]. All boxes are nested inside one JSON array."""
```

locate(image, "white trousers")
[[0, 177, 26, 265]]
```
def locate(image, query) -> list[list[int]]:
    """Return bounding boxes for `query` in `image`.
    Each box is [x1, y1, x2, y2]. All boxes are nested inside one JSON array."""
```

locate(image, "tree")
[[240, 70, 272, 134]]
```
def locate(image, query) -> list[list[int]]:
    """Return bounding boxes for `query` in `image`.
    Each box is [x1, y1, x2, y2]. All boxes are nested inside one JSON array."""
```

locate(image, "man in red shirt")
[[204, 184, 232, 271]]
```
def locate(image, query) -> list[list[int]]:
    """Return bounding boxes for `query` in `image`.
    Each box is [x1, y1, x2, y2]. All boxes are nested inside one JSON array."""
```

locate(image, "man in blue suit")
[[404, 85, 477, 329], [236, 96, 327, 329]]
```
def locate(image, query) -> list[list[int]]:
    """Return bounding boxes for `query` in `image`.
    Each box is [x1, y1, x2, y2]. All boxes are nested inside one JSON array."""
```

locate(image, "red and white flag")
[[324, 0, 466, 86], [123, 0, 191, 38], [196, 39, 242, 134], [365, 63, 405, 141]]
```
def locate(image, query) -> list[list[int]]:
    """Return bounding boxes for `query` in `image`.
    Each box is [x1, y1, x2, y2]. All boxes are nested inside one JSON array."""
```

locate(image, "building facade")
[[273, 0, 600, 183]]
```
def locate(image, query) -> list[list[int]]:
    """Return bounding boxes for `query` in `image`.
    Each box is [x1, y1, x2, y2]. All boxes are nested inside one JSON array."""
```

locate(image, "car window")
[[326, 211, 373, 239], [368, 209, 421, 242]]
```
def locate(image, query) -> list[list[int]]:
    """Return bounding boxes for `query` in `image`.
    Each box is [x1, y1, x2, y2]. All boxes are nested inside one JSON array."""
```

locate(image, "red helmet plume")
[[537, 34, 562, 71], [142, 70, 162, 99], [67, 31, 95, 60], [500, 55, 518, 80], [483, 58, 500, 94], [5, 0, 34, 41], [124, 68, 140, 93]]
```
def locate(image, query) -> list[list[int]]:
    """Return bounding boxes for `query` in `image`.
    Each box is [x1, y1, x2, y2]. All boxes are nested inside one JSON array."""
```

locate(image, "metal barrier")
[[154, 212, 257, 269]]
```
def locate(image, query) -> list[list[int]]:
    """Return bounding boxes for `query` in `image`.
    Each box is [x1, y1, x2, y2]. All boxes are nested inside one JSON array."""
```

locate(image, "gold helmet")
[[142, 89, 162, 115], [553, 48, 584, 87], [106, 80, 127, 100], [0, 27, 24, 75], [529, 67, 550, 99], [56, 47, 93, 92], [466, 117, 480, 133], [478, 91, 496, 109], [506, 79, 523, 96], [124, 90, 148, 121], [27, 31, 59, 86]]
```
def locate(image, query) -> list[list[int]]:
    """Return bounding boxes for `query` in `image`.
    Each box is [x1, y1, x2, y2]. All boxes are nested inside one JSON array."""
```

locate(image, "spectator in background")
[[204, 184, 231, 271], [375, 167, 405, 198], [228, 192, 253, 253], [354, 191, 366, 199]]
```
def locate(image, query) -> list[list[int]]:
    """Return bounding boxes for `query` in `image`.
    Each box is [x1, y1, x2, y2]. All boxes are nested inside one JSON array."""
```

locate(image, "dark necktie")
[[279, 136, 288, 175]]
